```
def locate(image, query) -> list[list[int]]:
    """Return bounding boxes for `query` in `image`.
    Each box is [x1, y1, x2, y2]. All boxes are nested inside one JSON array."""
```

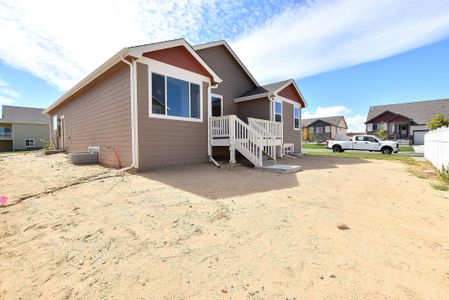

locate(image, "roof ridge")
[[372, 97, 449, 108]]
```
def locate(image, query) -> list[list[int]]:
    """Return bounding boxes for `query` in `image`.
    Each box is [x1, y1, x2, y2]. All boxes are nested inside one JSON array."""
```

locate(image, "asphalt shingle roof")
[[366, 98, 449, 124], [238, 79, 291, 98], [302, 116, 347, 128], [0, 105, 48, 125]]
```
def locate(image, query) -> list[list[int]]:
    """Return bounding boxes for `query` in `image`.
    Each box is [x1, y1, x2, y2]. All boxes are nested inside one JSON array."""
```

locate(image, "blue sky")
[[1, 0, 449, 131]]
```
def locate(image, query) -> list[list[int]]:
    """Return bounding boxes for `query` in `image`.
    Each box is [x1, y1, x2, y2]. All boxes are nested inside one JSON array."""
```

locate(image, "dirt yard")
[[1, 153, 449, 299]]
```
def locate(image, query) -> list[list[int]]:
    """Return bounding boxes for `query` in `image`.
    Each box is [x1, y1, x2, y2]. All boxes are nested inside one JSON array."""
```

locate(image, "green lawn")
[[302, 143, 326, 149], [399, 145, 415, 152], [305, 151, 415, 162]]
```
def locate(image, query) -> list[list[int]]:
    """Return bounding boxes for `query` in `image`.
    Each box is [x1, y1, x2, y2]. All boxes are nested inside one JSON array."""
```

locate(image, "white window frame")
[[25, 139, 35, 147], [143, 57, 206, 123], [274, 99, 283, 122], [211, 93, 223, 117], [293, 104, 300, 131], [325, 126, 331, 133]]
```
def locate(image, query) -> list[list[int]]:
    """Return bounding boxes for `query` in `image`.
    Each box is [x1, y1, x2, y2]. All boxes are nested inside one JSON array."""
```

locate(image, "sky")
[[1, 0, 449, 131]]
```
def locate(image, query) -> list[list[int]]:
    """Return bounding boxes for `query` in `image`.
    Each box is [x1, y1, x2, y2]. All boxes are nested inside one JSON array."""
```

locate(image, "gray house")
[[302, 116, 347, 141], [366, 98, 449, 145], [0, 105, 49, 151], [44, 39, 307, 170]]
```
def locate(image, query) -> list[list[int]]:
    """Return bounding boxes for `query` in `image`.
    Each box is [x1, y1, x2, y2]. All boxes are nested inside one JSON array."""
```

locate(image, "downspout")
[[120, 56, 139, 170], [208, 82, 220, 167]]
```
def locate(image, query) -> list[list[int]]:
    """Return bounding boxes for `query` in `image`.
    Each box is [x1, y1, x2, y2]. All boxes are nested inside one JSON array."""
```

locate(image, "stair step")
[[262, 159, 276, 166]]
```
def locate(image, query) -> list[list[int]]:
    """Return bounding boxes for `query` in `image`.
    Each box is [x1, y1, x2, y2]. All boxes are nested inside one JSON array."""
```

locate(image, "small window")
[[325, 126, 331, 133], [25, 139, 35, 147], [211, 94, 223, 117], [372, 124, 378, 131], [314, 127, 324, 133], [355, 136, 364, 141], [364, 136, 378, 143], [53, 115, 58, 131], [274, 101, 282, 122], [294, 106, 300, 130]]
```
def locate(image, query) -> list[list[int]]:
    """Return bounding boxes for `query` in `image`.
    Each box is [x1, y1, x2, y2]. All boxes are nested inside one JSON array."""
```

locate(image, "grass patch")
[[431, 183, 449, 191], [305, 151, 414, 162], [399, 146, 415, 152], [302, 143, 326, 149]]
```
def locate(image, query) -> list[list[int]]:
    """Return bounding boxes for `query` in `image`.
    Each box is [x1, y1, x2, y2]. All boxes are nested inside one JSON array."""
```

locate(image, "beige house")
[[45, 39, 307, 170], [302, 116, 347, 141], [0, 105, 49, 152]]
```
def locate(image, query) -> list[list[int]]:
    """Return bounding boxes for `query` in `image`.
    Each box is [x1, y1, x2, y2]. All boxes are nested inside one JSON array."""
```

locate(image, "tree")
[[427, 114, 449, 130], [374, 129, 387, 140]]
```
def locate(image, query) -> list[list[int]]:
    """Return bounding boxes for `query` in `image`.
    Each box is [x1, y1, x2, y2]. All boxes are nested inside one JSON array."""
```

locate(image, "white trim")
[[145, 58, 204, 123], [60, 115, 65, 149], [293, 104, 300, 131], [24, 138, 35, 147], [45, 38, 222, 114], [211, 93, 223, 117], [193, 40, 259, 87], [276, 95, 300, 106]]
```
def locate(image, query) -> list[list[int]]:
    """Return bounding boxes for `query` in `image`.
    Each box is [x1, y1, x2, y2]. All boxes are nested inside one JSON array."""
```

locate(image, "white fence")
[[424, 126, 449, 170]]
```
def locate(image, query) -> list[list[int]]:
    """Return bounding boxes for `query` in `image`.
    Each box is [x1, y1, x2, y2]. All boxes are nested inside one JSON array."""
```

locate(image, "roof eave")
[[234, 92, 271, 103]]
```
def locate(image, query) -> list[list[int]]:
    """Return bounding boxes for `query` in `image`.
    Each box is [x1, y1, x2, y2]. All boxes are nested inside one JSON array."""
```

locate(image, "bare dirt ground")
[[1, 153, 449, 299]]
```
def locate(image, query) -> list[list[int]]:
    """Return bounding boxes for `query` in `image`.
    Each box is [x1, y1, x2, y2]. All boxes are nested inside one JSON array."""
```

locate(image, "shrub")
[[40, 138, 55, 151], [438, 165, 449, 184], [374, 129, 387, 140], [427, 114, 449, 130]]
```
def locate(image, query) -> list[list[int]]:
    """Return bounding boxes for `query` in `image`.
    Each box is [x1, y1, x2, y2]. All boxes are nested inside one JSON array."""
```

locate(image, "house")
[[0, 105, 49, 151], [44, 39, 307, 170], [365, 98, 449, 145], [301, 116, 347, 141]]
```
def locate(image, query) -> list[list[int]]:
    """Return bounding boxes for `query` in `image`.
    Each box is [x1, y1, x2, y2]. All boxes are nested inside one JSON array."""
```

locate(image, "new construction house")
[[44, 39, 307, 170]]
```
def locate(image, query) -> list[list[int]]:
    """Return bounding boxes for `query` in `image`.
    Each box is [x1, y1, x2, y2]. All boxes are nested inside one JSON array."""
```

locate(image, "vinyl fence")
[[424, 126, 449, 170]]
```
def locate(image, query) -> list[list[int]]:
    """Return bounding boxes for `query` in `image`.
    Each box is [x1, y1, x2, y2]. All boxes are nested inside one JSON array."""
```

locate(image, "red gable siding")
[[143, 46, 212, 80], [278, 83, 305, 107], [370, 111, 410, 123]]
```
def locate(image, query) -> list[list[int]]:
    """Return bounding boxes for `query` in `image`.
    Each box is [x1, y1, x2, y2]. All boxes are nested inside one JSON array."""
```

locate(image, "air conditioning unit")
[[88, 146, 100, 154], [283, 143, 294, 154]]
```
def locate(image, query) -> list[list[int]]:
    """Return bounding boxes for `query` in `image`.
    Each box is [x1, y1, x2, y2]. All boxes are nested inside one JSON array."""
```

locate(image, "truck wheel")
[[332, 145, 342, 153], [381, 147, 392, 155]]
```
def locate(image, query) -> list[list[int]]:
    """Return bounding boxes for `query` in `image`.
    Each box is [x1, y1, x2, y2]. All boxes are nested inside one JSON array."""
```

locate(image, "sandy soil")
[[1, 153, 449, 299]]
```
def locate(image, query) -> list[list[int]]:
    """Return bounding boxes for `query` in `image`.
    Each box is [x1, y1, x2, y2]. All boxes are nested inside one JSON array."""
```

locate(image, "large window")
[[274, 100, 282, 122], [294, 105, 300, 130], [151, 72, 201, 120], [211, 94, 223, 117]]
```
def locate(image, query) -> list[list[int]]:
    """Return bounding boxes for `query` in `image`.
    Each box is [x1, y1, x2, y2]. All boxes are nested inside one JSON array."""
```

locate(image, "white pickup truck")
[[327, 135, 399, 154]]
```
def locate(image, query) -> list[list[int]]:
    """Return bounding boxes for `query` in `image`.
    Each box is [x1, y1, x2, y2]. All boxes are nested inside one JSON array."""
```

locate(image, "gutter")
[[208, 82, 219, 157], [120, 56, 139, 169]]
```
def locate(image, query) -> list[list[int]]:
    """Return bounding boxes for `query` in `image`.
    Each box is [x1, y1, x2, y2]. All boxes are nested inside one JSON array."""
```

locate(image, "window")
[[372, 123, 378, 131], [325, 126, 331, 133], [314, 127, 324, 133], [274, 100, 282, 122], [355, 136, 364, 141], [211, 94, 223, 117], [25, 139, 35, 147], [293, 106, 300, 130], [364, 136, 378, 143], [151, 72, 201, 120], [53, 115, 58, 131]]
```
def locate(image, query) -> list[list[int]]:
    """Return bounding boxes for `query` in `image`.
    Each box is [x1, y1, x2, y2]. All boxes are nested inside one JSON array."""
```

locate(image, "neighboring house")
[[44, 39, 307, 170], [302, 116, 347, 141], [0, 105, 49, 151], [365, 98, 449, 145]]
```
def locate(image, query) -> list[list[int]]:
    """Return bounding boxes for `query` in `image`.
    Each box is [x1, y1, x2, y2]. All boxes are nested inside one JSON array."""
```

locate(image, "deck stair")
[[210, 115, 302, 173]]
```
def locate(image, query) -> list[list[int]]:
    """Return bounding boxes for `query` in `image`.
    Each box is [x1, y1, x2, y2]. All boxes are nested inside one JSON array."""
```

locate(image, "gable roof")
[[45, 38, 222, 114], [234, 79, 307, 107], [302, 116, 347, 128], [0, 105, 48, 125], [193, 40, 259, 87], [366, 98, 449, 124]]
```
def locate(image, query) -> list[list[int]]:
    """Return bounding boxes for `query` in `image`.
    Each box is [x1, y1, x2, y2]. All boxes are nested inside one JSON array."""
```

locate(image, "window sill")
[[149, 113, 203, 123]]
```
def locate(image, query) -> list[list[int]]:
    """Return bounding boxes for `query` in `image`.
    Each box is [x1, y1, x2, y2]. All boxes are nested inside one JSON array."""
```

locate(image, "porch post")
[[229, 115, 236, 164]]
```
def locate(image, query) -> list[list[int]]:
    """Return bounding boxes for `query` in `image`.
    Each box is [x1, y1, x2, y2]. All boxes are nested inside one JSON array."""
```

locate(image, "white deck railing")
[[210, 115, 277, 167], [248, 117, 283, 141], [424, 126, 449, 170]]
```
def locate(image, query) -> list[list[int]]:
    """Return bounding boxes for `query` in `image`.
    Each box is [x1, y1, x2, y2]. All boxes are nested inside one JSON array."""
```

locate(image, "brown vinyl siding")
[[48, 62, 132, 167], [237, 97, 270, 122], [282, 102, 301, 152], [195, 45, 257, 116], [136, 63, 210, 169]]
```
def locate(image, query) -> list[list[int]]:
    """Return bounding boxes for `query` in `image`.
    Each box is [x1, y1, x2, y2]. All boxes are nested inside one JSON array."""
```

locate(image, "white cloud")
[[0, 77, 20, 103], [303, 105, 366, 132], [233, 0, 449, 82], [0, 96, 15, 105]]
